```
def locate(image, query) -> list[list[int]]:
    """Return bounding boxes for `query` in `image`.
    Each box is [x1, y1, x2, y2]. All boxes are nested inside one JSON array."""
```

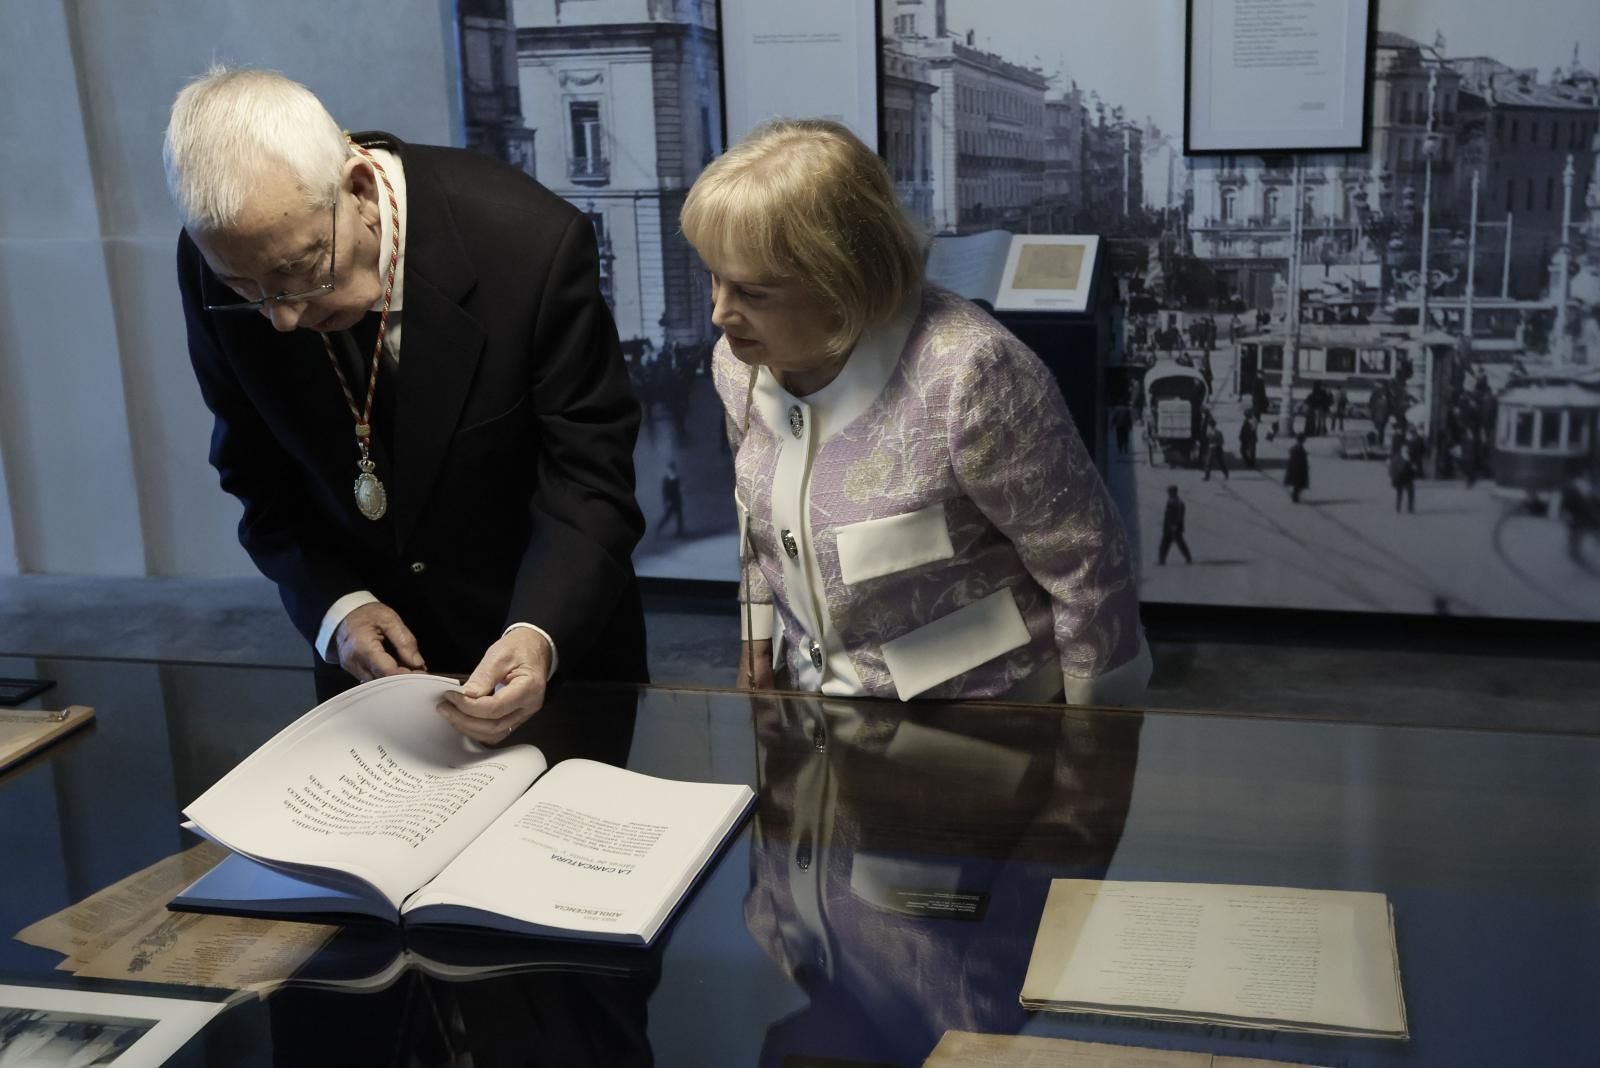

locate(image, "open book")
[[171, 674, 754, 947], [925, 231, 1100, 313], [1020, 880, 1407, 1039]]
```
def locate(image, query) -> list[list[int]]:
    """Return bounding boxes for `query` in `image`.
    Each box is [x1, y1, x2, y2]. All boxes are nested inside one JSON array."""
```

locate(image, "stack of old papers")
[[15, 842, 334, 992], [0, 705, 95, 773], [1020, 880, 1407, 1039]]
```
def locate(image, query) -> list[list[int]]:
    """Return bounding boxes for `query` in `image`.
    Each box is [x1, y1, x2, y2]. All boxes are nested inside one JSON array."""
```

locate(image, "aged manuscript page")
[[1021, 880, 1406, 1038]]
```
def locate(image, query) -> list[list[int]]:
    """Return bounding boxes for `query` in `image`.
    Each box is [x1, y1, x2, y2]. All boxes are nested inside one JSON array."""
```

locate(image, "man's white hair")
[[163, 65, 351, 231]]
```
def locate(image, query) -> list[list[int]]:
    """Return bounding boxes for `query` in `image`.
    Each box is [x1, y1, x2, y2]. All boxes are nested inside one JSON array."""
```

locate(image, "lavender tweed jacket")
[[715, 285, 1150, 704]]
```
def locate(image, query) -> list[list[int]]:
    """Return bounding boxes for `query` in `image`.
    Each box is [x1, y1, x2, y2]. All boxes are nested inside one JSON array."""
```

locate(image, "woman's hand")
[[739, 639, 774, 690]]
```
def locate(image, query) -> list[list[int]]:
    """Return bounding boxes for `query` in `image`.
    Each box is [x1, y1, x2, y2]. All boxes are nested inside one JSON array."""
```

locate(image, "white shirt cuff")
[[317, 591, 380, 663], [1062, 632, 1153, 708], [505, 622, 559, 678], [741, 602, 775, 642]]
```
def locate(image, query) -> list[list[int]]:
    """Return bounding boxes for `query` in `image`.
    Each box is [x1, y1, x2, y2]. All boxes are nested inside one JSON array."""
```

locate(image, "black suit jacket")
[[177, 134, 647, 681]]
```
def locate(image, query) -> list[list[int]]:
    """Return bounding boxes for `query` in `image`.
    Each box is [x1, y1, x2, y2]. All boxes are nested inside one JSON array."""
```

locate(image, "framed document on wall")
[[1184, 0, 1373, 154], [719, 0, 881, 148]]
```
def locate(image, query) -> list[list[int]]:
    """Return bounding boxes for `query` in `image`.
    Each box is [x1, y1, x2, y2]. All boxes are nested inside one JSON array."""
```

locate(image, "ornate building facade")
[[515, 0, 722, 349]]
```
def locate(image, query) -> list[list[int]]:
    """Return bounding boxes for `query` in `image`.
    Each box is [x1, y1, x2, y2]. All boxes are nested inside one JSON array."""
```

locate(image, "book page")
[[182, 674, 547, 910], [1021, 880, 1405, 1037], [925, 1030, 1327, 1067], [925, 230, 1014, 306], [16, 842, 228, 964], [405, 759, 752, 940]]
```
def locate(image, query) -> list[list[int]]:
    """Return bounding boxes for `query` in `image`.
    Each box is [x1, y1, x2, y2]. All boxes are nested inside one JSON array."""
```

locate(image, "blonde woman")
[[683, 119, 1150, 705]]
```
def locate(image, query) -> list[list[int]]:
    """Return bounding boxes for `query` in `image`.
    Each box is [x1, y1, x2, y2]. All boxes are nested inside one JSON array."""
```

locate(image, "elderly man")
[[165, 66, 647, 741]]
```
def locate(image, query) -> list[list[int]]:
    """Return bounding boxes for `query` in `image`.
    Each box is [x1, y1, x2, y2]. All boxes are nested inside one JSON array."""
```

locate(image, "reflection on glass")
[[744, 694, 1142, 1065]]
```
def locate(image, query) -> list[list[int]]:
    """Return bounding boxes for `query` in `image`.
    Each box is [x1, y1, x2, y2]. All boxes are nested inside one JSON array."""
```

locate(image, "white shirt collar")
[[753, 289, 920, 443]]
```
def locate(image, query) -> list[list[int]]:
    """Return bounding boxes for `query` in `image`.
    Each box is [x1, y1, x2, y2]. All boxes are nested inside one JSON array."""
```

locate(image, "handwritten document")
[[1012, 244, 1085, 292], [1020, 880, 1407, 1039]]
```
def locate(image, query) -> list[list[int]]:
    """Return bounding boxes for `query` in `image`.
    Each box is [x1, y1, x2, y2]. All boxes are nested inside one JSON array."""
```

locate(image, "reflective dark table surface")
[[1, 653, 1596, 1066]]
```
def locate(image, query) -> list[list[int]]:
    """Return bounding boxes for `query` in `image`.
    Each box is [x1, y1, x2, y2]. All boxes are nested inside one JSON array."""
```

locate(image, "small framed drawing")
[[0, 984, 224, 1067], [994, 235, 1101, 314], [1184, 0, 1374, 154]]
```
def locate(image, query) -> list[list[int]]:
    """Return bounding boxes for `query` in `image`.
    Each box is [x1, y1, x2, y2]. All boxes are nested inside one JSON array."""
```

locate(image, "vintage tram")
[[1490, 381, 1600, 502]]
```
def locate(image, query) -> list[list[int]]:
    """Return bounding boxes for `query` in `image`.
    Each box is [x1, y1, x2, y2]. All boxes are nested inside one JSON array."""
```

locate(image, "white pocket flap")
[[879, 587, 1032, 701], [835, 503, 954, 586]]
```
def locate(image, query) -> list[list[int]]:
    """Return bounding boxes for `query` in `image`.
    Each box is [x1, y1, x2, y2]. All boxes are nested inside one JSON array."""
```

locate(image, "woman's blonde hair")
[[681, 118, 924, 358]]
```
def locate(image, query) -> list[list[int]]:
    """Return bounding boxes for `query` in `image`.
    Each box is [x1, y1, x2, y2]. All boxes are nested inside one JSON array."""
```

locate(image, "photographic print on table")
[[0, 985, 224, 1067], [457, 0, 737, 581], [883, 0, 1600, 621]]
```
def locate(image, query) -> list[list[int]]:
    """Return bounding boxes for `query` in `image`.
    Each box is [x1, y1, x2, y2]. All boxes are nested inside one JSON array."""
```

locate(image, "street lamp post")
[[1552, 153, 1576, 363], [1122, 126, 1131, 219], [1282, 158, 1303, 438], [1417, 66, 1444, 475], [1502, 211, 1514, 298], [1464, 169, 1479, 343], [1417, 67, 1437, 346]]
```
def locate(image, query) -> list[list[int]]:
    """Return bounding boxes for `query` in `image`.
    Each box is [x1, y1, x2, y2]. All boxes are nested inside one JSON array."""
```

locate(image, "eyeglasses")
[[203, 199, 338, 313]]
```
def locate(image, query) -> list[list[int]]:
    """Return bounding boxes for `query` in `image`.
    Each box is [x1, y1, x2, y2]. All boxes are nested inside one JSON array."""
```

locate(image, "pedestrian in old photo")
[[1460, 432, 1480, 489], [1558, 476, 1598, 563], [1405, 425, 1427, 482], [1252, 376, 1271, 437], [1113, 403, 1134, 455], [1285, 433, 1310, 503], [1159, 485, 1192, 565], [1369, 383, 1391, 448], [1389, 437, 1416, 514], [1238, 413, 1258, 469], [1334, 386, 1348, 431], [659, 460, 685, 537], [1201, 417, 1229, 481]]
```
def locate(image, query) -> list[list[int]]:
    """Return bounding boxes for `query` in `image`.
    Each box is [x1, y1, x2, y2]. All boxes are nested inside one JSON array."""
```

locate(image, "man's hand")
[[739, 639, 774, 690], [436, 629, 552, 744], [333, 602, 426, 681]]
